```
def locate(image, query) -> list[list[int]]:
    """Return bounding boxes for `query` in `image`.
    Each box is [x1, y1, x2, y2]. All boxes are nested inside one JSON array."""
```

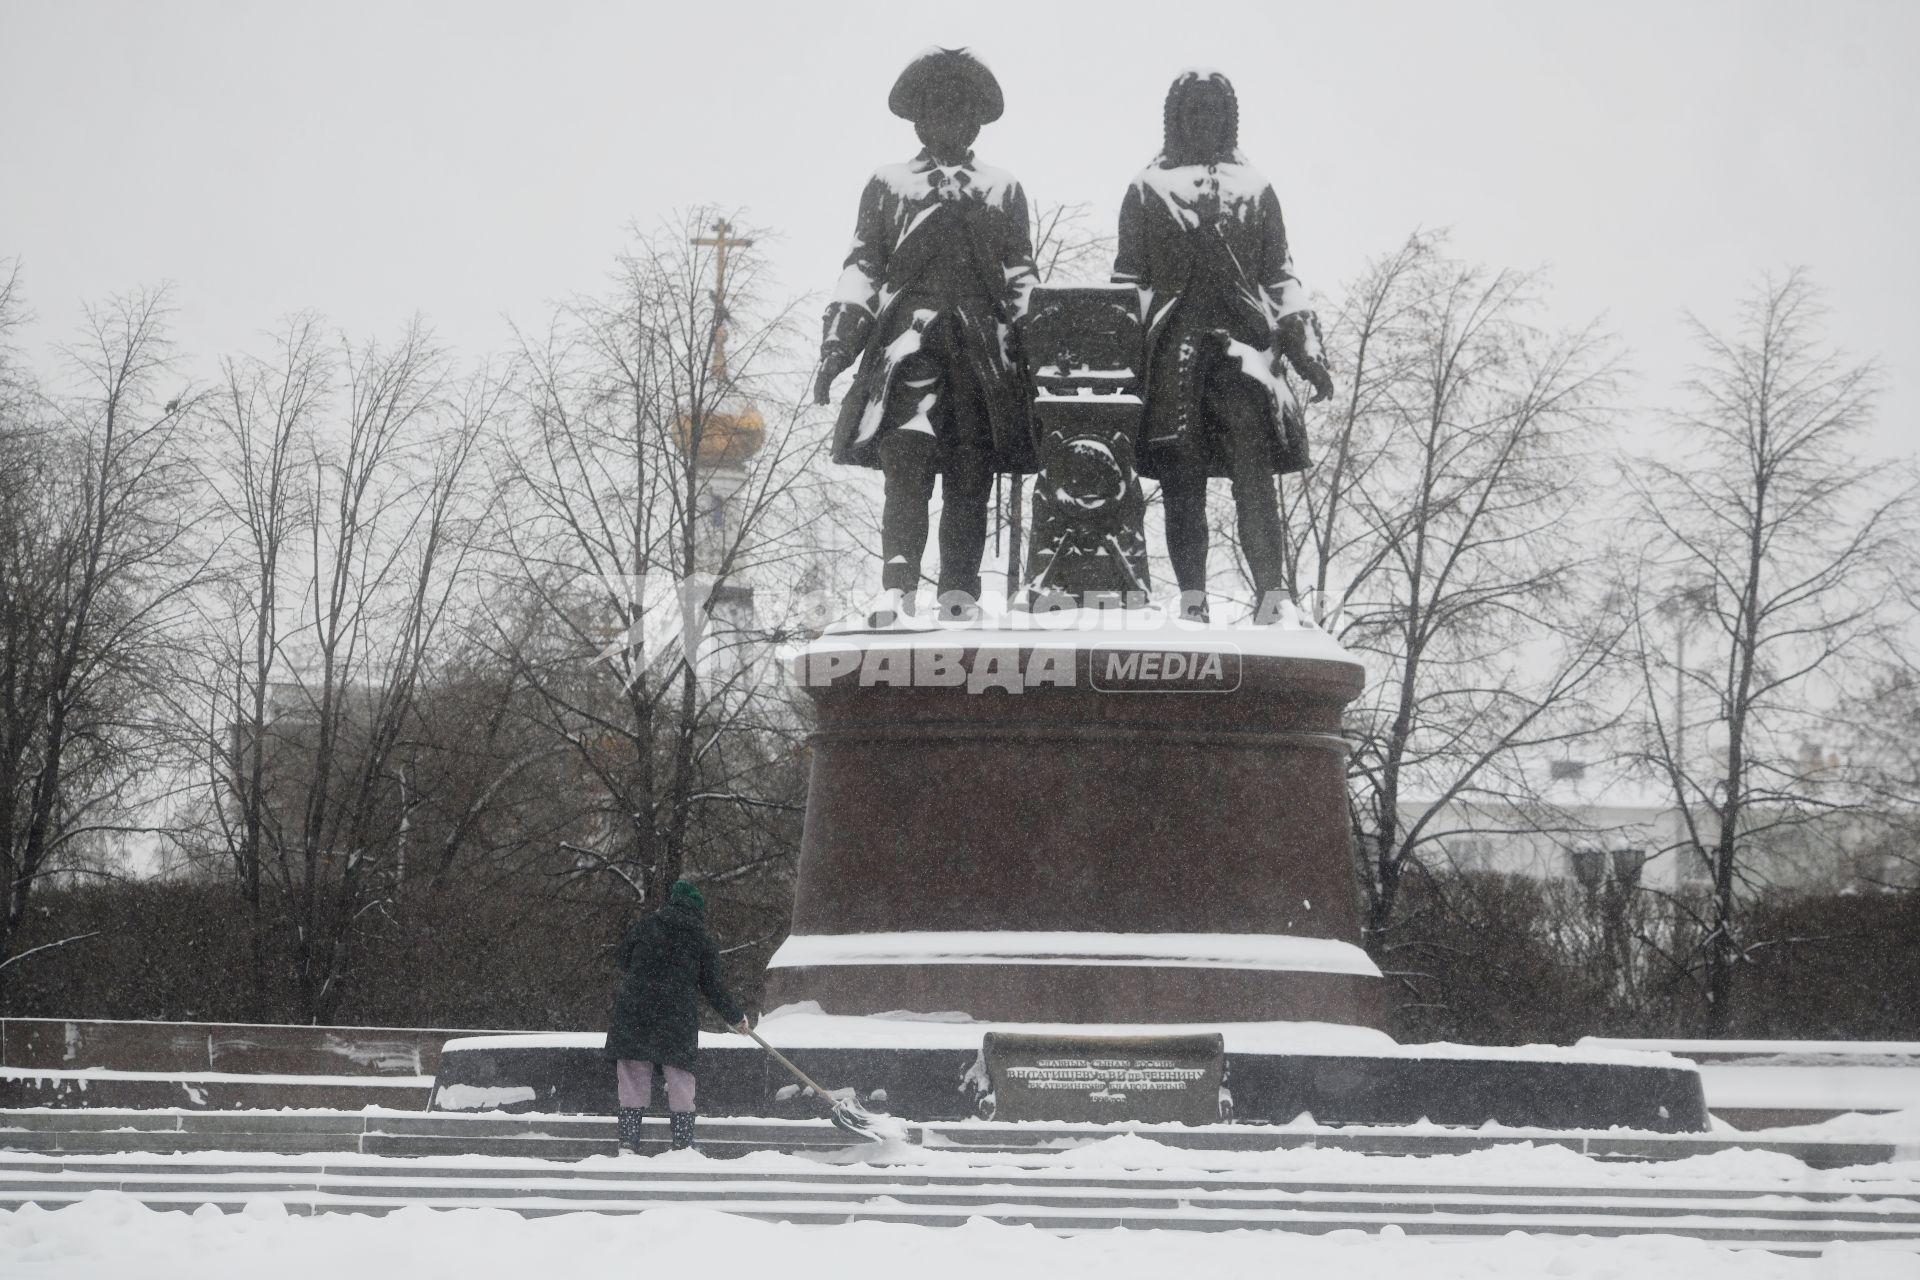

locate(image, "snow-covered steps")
[[0, 1109, 850, 1161], [1, 1108, 1915, 1170], [0, 1147, 1915, 1255], [921, 1120, 1918, 1171]]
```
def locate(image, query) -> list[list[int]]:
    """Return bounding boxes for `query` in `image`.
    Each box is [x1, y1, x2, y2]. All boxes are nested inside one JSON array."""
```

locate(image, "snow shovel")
[[739, 1025, 903, 1143]]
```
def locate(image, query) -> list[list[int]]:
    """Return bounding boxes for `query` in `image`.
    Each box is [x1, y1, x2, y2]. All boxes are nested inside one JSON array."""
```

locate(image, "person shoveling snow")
[[604, 880, 750, 1153]]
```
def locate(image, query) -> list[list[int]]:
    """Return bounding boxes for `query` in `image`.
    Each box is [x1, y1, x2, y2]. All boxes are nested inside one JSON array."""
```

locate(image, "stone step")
[[920, 1122, 1908, 1170], [5, 1178, 1913, 1226], [3, 1153, 1916, 1219], [0, 1108, 1909, 1169], [0, 1181, 1913, 1252], [1, 1146, 1914, 1254], [6, 1156, 1911, 1217]]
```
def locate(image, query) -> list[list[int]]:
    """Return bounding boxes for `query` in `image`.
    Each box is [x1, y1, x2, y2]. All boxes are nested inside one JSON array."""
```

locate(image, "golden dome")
[[675, 402, 764, 467]]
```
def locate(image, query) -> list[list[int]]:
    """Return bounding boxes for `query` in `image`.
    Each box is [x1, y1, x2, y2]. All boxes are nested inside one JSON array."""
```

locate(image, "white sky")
[[3, 0, 1916, 457]]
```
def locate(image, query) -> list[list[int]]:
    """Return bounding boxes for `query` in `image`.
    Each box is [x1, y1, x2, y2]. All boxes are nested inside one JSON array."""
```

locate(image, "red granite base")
[[776, 631, 1382, 1025]]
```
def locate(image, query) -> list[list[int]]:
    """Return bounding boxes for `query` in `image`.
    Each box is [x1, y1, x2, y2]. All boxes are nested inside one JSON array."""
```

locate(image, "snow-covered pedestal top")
[[793, 598, 1359, 667], [767, 931, 1382, 977]]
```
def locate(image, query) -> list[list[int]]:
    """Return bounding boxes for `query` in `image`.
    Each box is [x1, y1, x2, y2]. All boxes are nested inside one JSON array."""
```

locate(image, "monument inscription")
[[983, 1032, 1224, 1124]]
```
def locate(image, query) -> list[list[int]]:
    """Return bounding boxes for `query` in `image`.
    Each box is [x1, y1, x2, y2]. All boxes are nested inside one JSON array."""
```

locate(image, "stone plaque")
[[983, 1032, 1224, 1125]]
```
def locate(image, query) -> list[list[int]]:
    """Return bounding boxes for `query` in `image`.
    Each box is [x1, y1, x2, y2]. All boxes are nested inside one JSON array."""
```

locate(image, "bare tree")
[[0, 278, 202, 1002], [185, 314, 325, 1015], [182, 318, 497, 1022], [487, 208, 828, 939], [1836, 664, 1920, 891], [1279, 233, 1625, 975], [0, 262, 29, 422], [1624, 270, 1917, 1034]]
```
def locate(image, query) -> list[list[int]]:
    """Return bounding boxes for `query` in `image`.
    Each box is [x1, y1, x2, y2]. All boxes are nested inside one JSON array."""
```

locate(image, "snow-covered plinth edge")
[[437, 1019, 1393, 1058], [794, 602, 1360, 664], [766, 931, 1381, 977], [440, 1011, 1694, 1067]]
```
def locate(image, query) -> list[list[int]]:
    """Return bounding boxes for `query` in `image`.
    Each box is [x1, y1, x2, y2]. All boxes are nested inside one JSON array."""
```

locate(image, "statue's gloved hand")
[[1292, 352, 1335, 403], [1275, 312, 1335, 403], [814, 345, 853, 405], [1002, 312, 1030, 372], [815, 302, 874, 405]]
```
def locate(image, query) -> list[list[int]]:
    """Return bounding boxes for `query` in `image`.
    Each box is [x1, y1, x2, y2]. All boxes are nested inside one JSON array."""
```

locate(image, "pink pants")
[[616, 1059, 696, 1112]]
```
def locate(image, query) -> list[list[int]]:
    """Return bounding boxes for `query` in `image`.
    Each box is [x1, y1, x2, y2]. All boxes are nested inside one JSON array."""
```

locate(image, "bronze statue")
[[1113, 69, 1334, 620], [815, 47, 1039, 618]]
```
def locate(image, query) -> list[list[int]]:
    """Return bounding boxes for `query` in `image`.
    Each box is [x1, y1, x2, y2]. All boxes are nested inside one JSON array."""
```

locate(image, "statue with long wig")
[[1113, 69, 1334, 620]]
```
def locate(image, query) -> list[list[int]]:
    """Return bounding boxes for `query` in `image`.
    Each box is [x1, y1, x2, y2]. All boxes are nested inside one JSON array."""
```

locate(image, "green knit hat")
[[669, 880, 705, 910]]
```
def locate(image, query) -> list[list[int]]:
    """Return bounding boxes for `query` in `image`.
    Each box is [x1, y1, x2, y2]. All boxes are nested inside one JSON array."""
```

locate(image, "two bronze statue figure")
[[816, 49, 1333, 622]]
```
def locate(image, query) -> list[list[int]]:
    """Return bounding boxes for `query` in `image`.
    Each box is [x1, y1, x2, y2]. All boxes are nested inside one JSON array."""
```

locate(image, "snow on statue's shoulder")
[[964, 161, 1018, 203], [872, 156, 1018, 204], [872, 160, 926, 196], [1138, 158, 1270, 211]]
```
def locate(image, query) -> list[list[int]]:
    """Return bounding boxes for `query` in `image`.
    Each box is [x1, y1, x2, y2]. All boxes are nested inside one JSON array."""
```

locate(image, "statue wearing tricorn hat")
[[814, 47, 1039, 619]]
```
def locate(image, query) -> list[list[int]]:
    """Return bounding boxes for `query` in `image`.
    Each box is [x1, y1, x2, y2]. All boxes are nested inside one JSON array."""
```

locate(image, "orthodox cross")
[[692, 219, 755, 384]]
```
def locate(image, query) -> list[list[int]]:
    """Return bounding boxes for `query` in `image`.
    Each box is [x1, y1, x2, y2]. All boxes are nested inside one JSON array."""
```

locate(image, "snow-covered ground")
[[5, 1128, 1919, 1276], [3, 1193, 1915, 1279]]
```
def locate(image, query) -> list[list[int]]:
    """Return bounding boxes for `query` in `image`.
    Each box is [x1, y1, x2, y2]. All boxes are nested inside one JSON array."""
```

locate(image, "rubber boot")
[[616, 1108, 647, 1153], [669, 1111, 697, 1151]]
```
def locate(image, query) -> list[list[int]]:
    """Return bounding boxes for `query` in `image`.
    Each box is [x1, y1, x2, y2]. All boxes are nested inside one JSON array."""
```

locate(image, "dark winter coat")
[[823, 148, 1040, 471], [603, 899, 744, 1071], [1112, 74, 1317, 480]]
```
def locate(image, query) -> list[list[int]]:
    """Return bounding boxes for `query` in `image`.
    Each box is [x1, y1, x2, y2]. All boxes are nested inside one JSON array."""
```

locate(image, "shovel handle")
[[741, 1025, 841, 1102]]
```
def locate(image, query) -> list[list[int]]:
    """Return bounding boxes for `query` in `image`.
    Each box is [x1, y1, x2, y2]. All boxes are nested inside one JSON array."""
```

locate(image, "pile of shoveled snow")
[[2, 1193, 1913, 1280], [797, 1132, 1920, 1189]]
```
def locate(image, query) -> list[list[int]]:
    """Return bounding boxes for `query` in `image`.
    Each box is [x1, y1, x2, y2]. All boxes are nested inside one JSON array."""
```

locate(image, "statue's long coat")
[[827, 149, 1040, 471], [1112, 155, 1311, 479]]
